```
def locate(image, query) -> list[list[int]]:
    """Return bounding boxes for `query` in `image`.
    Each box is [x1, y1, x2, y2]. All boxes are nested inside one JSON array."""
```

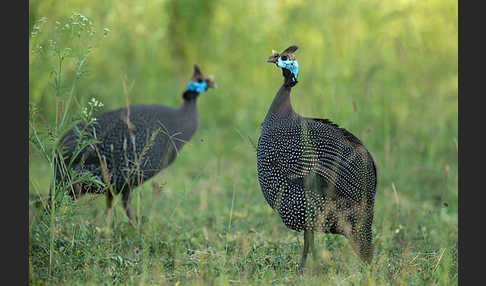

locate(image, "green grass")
[[29, 0, 457, 285]]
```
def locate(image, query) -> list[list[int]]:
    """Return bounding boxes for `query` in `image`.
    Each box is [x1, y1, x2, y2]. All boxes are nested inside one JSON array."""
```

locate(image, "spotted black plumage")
[[258, 45, 377, 268], [54, 65, 215, 220]]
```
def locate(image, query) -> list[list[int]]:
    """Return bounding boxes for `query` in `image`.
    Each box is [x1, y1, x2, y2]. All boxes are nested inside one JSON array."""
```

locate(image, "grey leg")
[[105, 191, 114, 213], [121, 189, 134, 221], [309, 230, 316, 261], [70, 183, 84, 200], [298, 230, 314, 270]]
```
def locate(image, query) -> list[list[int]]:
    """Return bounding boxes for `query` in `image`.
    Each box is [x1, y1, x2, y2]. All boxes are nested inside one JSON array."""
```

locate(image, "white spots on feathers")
[[257, 113, 377, 243]]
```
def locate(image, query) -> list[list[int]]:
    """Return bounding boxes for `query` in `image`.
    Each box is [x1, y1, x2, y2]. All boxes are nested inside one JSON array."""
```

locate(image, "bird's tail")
[[351, 201, 375, 264]]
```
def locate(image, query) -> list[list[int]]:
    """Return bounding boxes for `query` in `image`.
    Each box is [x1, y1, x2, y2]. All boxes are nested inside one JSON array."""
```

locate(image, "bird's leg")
[[103, 189, 116, 230], [309, 230, 317, 261], [105, 189, 114, 221], [69, 183, 84, 201], [299, 230, 314, 270], [121, 189, 135, 222], [105, 190, 114, 212]]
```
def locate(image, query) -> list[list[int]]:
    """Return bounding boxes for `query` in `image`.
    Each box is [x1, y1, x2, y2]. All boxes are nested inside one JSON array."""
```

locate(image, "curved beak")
[[266, 50, 280, 63], [266, 55, 278, 63], [205, 75, 217, 89]]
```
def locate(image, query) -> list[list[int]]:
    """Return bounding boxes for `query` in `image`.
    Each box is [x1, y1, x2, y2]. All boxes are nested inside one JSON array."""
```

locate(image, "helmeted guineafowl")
[[55, 65, 216, 220], [257, 45, 378, 269]]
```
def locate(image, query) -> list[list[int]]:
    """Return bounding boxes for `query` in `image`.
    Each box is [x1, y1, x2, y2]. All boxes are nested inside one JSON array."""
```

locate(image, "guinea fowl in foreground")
[[256, 45, 378, 269], [55, 65, 215, 220]]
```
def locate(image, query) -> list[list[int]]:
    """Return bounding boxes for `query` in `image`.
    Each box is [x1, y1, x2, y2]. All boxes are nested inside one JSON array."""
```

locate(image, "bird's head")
[[266, 45, 299, 86], [183, 64, 216, 100]]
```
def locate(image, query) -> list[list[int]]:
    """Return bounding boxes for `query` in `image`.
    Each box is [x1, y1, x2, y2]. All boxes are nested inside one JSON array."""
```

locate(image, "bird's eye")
[[197, 79, 203, 83], [281, 55, 288, 61]]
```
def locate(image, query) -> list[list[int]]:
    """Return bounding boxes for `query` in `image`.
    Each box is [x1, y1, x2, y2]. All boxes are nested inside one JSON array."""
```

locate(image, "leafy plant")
[[29, 11, 108, 279]]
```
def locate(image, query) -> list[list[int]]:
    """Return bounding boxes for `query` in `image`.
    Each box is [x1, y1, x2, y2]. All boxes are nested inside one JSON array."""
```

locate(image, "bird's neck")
[[265, 69, 297, 120], [267, 84, 293, 118], [177, 93, 199, 142], [182, 90, 200, 101], [180, 91, 199, 114]]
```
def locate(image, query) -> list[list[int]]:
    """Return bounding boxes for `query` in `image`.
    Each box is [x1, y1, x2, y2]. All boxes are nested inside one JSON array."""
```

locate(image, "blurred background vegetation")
[[29, 0, 457, 284]]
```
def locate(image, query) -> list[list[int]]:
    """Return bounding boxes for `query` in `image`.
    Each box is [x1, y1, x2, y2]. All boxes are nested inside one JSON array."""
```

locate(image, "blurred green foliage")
[[29, 0, 457, 284], [29, 0, 458, 207]]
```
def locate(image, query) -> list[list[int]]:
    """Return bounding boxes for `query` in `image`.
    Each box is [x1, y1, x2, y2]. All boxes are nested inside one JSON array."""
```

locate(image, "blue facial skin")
[[277, 56, 299, 81], [185, 80, 208, 93]]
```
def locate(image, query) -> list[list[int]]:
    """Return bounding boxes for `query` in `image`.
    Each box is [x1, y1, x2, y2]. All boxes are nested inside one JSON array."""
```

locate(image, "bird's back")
[[257, 114, 377, 231], [58, 104, 198, 192]]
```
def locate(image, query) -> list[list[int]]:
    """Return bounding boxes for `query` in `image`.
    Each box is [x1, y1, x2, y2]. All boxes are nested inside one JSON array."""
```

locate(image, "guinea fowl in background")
[[55, 65, 216, 221], [257, 45, 378, 269]]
